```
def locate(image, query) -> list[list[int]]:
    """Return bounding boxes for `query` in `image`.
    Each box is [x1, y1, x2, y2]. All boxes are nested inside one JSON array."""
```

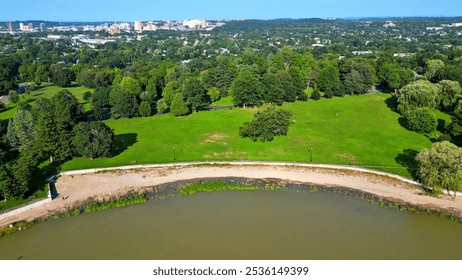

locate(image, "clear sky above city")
[[1, 0, 461, 21]]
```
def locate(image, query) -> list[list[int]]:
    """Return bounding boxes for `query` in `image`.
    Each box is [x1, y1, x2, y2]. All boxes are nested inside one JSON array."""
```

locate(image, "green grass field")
[[0, 84, 93, 120], [0, 85, 444, 177], [60, 93, 440, 177], [211, 96, 234, 106]]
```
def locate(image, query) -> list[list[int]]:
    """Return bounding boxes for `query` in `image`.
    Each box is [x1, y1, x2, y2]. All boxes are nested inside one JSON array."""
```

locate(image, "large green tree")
[[435, 65, 462, 86], [51, 67, 75, 87], [12, 109, 35, 153], [316, 64, 341, 93], [0, 56, 20, 95], [450, 102, 462, 138], [162, 81, 182, 107], [72, 121, 114, 158], [51, 90, 84, 129], [425, 59, 445, 82], [33, 98, 59, 161], [288, 66, 306, 101], [32, 91, 84, 162], [416, 141, 462, 197], [91, 87, 110, 120], [109, 85, 139, 118], [396, 80, 439, 114], [170, 93, 190, 116], [378, 62, 414, 91], [341, 60, 377, 95], [205, 55, 237, 97], [403, 107, 437, 134], [182, 77, 211, 111], [119, 76, 142, 96], [261, 72, 285, 105], [437, 80, 462, 113], [239, 105, 293, 142], [230, 69, 263, 107], [77, 68, 97, 88]]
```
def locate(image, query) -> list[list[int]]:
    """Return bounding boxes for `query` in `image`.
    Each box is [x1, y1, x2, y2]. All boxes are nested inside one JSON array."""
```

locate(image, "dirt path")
[[1, 162, 462, 228]]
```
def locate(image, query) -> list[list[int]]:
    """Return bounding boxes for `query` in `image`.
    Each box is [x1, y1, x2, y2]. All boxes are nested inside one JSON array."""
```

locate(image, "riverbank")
[[1, 162, 462, 228]]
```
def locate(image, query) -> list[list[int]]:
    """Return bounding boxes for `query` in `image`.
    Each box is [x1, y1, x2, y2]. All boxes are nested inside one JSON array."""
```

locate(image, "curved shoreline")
[[1, 162, 462, 228]]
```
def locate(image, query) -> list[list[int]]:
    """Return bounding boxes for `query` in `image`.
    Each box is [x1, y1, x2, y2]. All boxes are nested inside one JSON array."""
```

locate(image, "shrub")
[[138, 101, 152, 117], [311, 88, 321, 100]]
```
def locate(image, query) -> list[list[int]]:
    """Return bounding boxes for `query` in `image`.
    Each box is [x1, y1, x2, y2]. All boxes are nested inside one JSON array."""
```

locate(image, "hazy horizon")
[[1, 0, 461, 22]]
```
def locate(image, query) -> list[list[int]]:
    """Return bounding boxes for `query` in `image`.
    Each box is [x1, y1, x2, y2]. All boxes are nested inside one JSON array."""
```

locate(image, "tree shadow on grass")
[[112, 133, 138, 157], [0, 105, 16, 115], [27, 161, 62, 199], [437, 119, 446, 133], [398, 116, 408, 130], [385, 96, 398, 112], [395, 149, 419, 178]]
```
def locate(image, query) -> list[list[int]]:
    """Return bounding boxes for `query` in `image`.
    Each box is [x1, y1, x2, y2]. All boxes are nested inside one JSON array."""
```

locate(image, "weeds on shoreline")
[[179, 180, 259, 196], [85, 195, 148, 213]]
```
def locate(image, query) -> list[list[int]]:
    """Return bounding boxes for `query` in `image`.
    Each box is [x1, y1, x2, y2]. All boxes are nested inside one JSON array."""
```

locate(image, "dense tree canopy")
[[51, 67, 75, 87], [230, 69, 263, 107], [240, 105, 293, 142], [402, 107, 437, 134], [110, 85, 139, 118], [72, 121, 114, 158], [437, 80, 462, 113], [170, 93, 190, 116], [316, 64, 341, 94], [397, 80, 439, 114], [261, 72, 285, 105], [378, 62, 414, 91], [182, 78, 211, 111], [0, 56, 20, 95], [425, 59, 445, 82], [416, 141, 462, 197]]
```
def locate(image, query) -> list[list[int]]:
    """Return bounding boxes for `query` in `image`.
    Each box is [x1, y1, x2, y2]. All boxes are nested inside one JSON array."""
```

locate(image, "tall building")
[[7, 22, 13, 32], [28, 23, 33, 31], [40, 22, 46, 32], [19, 22, 24, 31], [134, 21, 142, 33], [183, 19, 207, 30]]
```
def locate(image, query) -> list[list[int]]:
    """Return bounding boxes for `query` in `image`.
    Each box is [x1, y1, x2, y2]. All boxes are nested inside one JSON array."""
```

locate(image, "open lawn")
[[211, 96, 234, 106], [0, 84, 93, 120], [62, 94, 440, 177]]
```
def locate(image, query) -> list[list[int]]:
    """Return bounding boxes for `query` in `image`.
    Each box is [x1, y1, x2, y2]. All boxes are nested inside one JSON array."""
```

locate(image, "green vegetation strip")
[[179, 180, 259, 196], [84, 194, 148, 213]]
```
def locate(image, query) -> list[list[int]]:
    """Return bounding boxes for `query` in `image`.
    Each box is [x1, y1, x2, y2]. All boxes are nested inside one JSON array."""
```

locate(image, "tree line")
[[2, 18, 462, 201], [0, 90, 114, 200]]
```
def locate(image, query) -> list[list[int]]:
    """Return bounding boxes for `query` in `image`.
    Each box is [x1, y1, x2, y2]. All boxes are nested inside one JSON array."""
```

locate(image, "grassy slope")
[[0, 84, 93, 120], [211, 96, 234, 106], [61, 94, 436, 177]]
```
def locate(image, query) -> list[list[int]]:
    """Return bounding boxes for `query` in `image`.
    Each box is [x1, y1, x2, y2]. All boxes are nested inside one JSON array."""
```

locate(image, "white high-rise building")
[[19, 22, 24, 31], [134, 21, 142, 33], [183, 19, 207, 30]]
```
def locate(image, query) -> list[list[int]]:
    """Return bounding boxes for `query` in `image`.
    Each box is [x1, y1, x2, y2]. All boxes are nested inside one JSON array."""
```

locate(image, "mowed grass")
[[0, 84, 93, 120], [62, 94, 436, 177]]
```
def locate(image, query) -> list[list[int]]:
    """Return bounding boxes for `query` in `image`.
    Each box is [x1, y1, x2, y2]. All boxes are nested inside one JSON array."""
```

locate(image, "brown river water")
[[1, 188, 462, 260]]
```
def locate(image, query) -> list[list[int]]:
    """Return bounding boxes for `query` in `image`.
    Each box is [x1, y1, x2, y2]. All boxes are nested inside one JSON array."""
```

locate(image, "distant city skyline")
[[1, 0, 461, 22]]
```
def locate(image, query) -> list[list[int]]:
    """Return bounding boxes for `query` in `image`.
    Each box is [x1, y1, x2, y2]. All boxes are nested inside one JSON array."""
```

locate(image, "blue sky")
[[1, 0, 461, 21]]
